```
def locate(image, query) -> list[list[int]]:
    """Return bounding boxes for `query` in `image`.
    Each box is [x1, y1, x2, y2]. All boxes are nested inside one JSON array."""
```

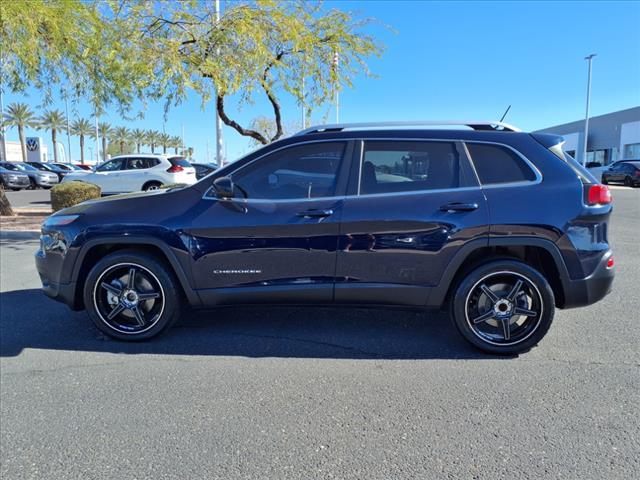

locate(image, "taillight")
[[586, 184, 612, 205], [167, 165, 184, 173], [635, 170, 640, 177], [606, 256, 615, 268]]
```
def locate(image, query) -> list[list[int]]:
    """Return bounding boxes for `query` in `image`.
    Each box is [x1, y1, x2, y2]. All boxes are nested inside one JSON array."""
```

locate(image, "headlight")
[[44, 214, 80, 227]]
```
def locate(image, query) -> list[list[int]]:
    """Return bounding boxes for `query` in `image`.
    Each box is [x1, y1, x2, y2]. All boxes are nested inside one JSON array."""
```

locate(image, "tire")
[[624, 176, 632, 187], [29, 178, 37, 190], [602, 177, 608, 185], [143, 181, 162, 192], [450, 259, 555, 355], [83, 250, 183, 341], [10, 188, 21, 191]]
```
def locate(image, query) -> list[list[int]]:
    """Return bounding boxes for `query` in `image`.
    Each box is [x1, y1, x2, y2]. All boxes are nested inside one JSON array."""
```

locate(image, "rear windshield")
[[168, 156, 192, 167]]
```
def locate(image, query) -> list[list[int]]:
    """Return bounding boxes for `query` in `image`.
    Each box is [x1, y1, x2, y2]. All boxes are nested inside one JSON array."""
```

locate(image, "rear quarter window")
[[466, 143, 537, 185]]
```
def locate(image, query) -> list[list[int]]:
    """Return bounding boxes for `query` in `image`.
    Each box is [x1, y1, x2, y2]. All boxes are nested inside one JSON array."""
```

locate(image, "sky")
[[3, 0, 640, 163]]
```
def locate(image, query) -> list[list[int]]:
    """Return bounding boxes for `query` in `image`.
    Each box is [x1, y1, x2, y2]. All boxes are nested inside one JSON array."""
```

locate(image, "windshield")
[[1, 163, 20, 171], [14, 163, 37, 171]]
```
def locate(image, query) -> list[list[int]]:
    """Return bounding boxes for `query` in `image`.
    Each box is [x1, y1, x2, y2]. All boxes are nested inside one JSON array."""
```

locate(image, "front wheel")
[[83, 250, 183, 341], [450, 260, 555, 355], [624, 176, 632, 187]]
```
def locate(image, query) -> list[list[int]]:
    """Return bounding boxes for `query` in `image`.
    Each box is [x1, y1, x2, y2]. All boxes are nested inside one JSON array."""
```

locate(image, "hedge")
[[51, 181, 101, 212]]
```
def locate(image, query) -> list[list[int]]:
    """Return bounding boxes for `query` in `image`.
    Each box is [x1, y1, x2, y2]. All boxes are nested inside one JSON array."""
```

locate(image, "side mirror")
[[212, 176, 235, 198]]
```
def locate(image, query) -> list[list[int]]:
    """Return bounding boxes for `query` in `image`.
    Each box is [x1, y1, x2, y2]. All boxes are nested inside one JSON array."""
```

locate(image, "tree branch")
[[216, 95, 269, 145]]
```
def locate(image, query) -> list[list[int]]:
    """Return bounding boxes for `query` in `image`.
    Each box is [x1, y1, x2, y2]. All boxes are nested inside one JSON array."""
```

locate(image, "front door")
[[335, 139, 489, 305], [187, 140, 353, 305], [90, 158, 125, 193]]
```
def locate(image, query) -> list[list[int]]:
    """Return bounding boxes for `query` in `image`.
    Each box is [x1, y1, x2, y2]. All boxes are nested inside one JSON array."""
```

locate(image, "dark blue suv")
[[35, 121, 615, 354]]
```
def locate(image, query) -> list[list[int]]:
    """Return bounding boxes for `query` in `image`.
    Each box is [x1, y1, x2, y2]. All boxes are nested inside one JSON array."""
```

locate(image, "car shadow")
[[0, 288, 508, 360]]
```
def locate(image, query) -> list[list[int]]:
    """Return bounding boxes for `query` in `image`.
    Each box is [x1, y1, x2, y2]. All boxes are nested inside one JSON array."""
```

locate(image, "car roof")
[[110, 154, 170, 159]]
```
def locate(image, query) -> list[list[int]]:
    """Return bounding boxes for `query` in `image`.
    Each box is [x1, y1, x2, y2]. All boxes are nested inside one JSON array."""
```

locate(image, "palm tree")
[[3, 103, 38, 161], [110, 126, 131, 154], [70, 118, 94, 164], [130, 128, 146, 153], [97, 122, 111, 161], [39, 109, 67, 163], [145, 130, 160, 154], [159, 132, 172, 154], [171, 135, 182, 155]]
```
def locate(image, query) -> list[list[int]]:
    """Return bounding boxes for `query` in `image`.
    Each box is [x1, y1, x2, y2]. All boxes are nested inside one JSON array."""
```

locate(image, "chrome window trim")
[[202, 137, 542, 202], [462, 140, 543, 188]]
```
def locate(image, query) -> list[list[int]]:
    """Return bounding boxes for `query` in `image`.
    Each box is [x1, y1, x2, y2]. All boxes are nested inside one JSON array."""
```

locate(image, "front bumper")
[[35, 246, 82, 310], [36, 176, 59, 187], [561, 250, 615, 309], [3, 178, 30, 188]]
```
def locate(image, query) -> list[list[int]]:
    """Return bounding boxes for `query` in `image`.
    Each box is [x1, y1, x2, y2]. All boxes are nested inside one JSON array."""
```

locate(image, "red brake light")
[[167, 165, 184, 173], [606, 256, 615, 268], [635, 170, 640, 177], [587, 184, 612, 205]]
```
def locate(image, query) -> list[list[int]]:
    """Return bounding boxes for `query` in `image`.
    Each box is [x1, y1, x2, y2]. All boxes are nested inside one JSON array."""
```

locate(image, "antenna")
[[500, 105, 512, 123]]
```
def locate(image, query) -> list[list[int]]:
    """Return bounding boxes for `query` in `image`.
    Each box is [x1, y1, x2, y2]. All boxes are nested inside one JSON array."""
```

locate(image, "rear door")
[[122, 157, 159, 191], [335, 139, 489, 305], [187, 140, 353, 304]]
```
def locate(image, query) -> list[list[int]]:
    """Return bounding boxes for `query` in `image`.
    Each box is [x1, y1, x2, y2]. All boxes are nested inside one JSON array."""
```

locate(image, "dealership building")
[[535, 106, 640, 166]]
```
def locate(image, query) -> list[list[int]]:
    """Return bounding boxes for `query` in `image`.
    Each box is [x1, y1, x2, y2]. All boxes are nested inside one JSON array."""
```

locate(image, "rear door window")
[[359, 141, 475, 195], [466, 143, 537, 185], [126, 158, 158, 170]]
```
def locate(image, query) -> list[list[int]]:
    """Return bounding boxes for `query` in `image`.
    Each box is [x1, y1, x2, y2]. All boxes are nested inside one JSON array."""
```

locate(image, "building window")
[[623, 143, 640, 159], [585, 149, 610, 167]]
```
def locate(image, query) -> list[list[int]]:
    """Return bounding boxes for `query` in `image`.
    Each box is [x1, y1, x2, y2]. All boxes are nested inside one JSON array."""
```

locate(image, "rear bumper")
[[561, 250, 615, 309]]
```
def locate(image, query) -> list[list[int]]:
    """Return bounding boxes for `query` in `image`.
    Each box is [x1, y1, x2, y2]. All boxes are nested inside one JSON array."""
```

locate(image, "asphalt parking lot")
[[1, 188, 639, 479]]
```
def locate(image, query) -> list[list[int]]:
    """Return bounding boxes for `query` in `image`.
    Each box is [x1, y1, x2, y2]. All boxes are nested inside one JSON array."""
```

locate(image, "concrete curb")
[[0, 231, 40, 240]]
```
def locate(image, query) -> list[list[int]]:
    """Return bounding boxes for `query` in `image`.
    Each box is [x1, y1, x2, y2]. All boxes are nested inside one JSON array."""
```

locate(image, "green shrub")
[[51, 181, 101, 212]]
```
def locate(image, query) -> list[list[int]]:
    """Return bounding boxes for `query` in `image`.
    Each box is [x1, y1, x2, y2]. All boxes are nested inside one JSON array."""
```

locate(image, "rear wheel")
[[450, 259, 555, 355], [83, 250, 182, 341], [624, 176, 632, 187], [602, 177, 608, 185], [143, 181, 162, 192]]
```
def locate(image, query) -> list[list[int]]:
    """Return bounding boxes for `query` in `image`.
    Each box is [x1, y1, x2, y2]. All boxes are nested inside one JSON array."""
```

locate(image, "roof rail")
[[295, 120, 522, 136]]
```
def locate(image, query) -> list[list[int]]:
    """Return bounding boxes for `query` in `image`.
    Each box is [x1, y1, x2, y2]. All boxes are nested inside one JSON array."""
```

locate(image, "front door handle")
[[296, 209, 334, 218], [439, 202, 479, 213]]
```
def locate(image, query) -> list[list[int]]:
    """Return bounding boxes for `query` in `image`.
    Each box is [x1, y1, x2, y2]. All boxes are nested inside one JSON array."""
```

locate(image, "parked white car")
[[62, 155, 197, 194]]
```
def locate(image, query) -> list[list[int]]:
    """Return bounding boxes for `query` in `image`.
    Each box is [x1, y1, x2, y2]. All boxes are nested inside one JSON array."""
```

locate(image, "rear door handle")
[[296, 209, 334, 218], [439, 202, 479, 212]]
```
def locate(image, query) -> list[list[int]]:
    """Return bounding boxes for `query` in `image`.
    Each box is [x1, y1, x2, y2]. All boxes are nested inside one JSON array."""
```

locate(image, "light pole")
[[0, 86, 6, 162], [583, 53, 596, 166], [65, 91, 72, 162], [214, 0, 224, 166]]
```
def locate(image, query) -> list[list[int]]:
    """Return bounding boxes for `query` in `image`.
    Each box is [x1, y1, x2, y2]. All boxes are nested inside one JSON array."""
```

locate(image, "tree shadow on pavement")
[[0, 288, 505, 360]]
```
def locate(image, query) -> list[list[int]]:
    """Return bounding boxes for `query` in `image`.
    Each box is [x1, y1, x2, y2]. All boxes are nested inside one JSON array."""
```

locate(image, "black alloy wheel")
[[84, 250, 182, 340], [451, 260, 555, 354]]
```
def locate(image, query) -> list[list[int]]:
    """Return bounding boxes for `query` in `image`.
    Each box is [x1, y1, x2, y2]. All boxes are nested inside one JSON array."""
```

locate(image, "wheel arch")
[[428, 237, 570, 309], [72, 237, 200, 310]]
